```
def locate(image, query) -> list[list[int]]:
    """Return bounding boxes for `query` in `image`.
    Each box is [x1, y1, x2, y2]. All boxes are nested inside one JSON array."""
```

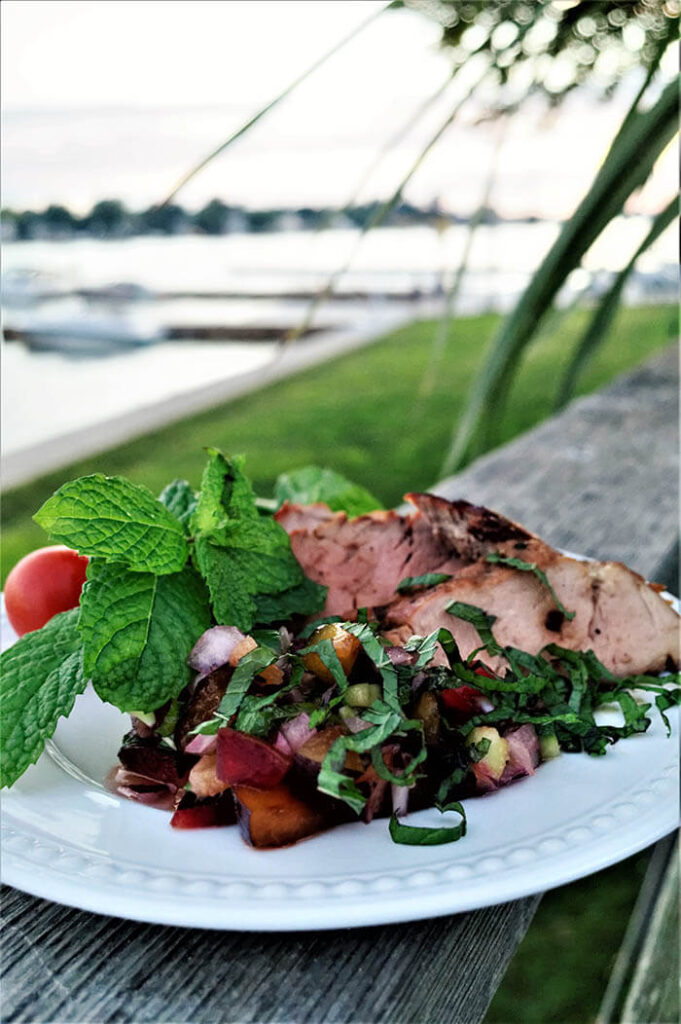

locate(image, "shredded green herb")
[[485, 552, 576, 621], [397, 573, 452, 594], [389, 802, 467, 846]]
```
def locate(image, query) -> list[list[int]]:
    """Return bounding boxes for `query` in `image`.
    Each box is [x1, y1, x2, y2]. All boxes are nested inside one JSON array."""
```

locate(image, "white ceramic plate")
[[1, 597, 678, 932]]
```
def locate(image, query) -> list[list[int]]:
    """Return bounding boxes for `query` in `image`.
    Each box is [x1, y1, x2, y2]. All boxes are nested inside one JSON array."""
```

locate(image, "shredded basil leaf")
[[486, 552, 576, 621], [397, 573, 452, 594], [445, 602, 503, 656], [217, 646, 276, 721], [389, 801, 467, 846]]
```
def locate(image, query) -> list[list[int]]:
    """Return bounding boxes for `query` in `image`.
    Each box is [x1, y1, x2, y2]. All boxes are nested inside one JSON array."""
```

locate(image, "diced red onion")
[[279, 627, 293, 654], [106, 766, 177, 809], [278, 712, 316, 754], [343, 715, 372, 734], [188, 626, 246, 681], [274, 732, 293, 756], [391, 784, 409, 817], [184, 733, 218, 756], [387, 646, 417, 667]]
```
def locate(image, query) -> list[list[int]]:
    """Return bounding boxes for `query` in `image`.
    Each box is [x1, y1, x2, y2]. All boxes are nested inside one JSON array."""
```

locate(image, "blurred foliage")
[[401, 0, 677, 106]]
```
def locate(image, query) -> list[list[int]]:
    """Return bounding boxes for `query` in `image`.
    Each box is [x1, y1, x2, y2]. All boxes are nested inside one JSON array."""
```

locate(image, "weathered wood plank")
[[0, 885, 538, 1024], [433, 346, 679, 575], [621, 842, 680, 1024], [596, 834, 678, 1024], [0, 345, 677, 1024]]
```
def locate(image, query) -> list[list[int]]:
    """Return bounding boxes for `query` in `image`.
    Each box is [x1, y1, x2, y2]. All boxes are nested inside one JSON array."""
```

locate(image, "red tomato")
[[4, 546, 89, 636]]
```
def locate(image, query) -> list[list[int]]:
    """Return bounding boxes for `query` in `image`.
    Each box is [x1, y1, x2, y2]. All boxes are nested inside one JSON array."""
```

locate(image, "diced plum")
[[233, 783, 327, 848], [216, 728, 292, 788], [296, 725, 363, 773], [440, 685, 484, 720], [229, 635, 258, 666], [188, 752, 231, 798], [170, 791, 237, 829], [303, 624, 361, 684], [117, 735, 187, 787]]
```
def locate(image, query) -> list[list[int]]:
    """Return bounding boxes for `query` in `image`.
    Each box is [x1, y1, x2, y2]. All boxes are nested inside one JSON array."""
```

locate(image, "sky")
[[1, 1, 676, 217]]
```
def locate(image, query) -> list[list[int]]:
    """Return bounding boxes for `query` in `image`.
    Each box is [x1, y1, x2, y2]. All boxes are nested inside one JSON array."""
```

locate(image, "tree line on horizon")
[[1, 196, 542, 242]]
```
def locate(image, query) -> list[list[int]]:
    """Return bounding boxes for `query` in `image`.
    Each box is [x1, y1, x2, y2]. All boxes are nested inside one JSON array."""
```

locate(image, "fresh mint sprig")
[[79, 560, 212, 712], [0, 609, 86, 788], [34, 474, 189, 574], [191, 450, 326, 632]]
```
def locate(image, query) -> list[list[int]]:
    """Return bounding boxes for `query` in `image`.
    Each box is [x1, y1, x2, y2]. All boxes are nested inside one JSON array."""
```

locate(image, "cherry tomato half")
[[4, 546, 89, 637]]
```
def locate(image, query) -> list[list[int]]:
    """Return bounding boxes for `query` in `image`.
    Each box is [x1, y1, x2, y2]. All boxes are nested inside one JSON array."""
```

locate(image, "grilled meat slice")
[[278, 492, 678, 675], [385, 553, 680, 676], [276, 505, 463, 615], [406, 492, 534, 562], [275, 501, 337, 533]]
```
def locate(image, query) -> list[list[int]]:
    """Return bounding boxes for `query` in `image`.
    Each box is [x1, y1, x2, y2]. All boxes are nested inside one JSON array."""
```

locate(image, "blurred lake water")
[[2, 219, 676, 476]]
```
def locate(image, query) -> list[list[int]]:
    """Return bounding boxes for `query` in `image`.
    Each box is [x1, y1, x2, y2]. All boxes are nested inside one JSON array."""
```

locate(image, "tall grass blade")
[[440, 74, 679, 476], [159, 4, 390, 206], [416, 124, 506, 406], [554, 195, 678, 410], [282, 69, 489, 346]]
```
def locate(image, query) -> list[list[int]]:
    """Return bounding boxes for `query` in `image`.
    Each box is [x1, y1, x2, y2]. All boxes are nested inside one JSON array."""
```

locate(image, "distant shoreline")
[[1, 196, 556, 244]]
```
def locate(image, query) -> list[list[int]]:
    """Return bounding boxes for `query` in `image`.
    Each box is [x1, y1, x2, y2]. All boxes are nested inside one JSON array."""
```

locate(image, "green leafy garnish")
[[217, 646, 277, 721], [34, 474, 188, 574], [158, 479, 198, 530], [344, 621, 401, 711], [191, 450, 326, 632], [389, 802, 467, 846], [79, 559, 211, 712], [317, 701, 404, 814], [445, 601, 503, 656], [253, 576, 327, 624], [397, 573, 452, 593], [485, 552, 576, 621], [274, 465, 382, 517], [0, 610, 86, 788]]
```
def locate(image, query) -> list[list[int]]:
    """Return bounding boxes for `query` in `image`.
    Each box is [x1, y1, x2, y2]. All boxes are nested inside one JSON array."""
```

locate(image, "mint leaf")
[[192, 450, 322, 631], [486, 552, 576, 621], [34, 474, 188, 574], [253, 576, 326, 624], [274, 465, 382, 517], [79, 559, 211, 712], [0, 609, 86, 788], [159, 479, 198, 531]]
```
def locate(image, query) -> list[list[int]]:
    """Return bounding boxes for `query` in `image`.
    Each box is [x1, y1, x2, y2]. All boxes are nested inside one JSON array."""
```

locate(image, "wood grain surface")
[[1, 344, 678, 1024]]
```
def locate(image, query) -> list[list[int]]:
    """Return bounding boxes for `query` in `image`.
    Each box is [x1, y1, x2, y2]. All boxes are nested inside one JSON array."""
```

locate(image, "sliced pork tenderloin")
[[276, 505, 463, 615], [385, 553, 679, 676]]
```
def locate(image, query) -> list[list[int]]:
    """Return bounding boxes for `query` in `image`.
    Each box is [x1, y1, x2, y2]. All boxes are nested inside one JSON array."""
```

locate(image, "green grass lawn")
[[1, 302, 675, 1022], [2, 302, 675, 585]]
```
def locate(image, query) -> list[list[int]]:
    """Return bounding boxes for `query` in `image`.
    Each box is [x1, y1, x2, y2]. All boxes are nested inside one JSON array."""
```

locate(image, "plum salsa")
[[1, 449, 679, 849]]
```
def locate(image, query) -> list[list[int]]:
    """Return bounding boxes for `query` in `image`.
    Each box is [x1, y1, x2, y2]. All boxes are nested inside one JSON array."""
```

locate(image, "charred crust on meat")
[[544, 609, 565, 632], [665, 654, 677, 673], [467, 508, 531, 544]]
